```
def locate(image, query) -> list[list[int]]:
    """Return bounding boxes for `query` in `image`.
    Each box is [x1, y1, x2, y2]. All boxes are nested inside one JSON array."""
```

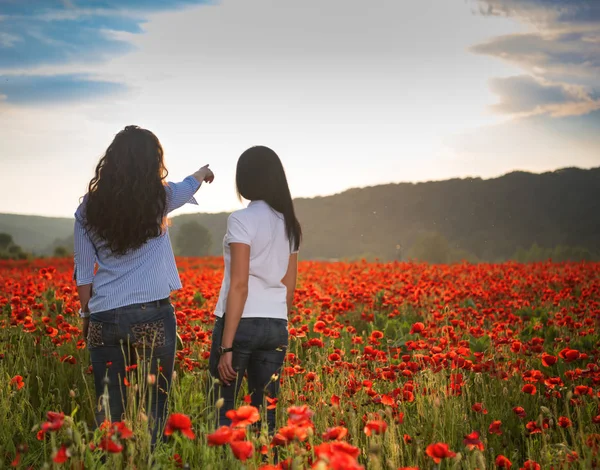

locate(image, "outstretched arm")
[[165, 165, 215, 213]]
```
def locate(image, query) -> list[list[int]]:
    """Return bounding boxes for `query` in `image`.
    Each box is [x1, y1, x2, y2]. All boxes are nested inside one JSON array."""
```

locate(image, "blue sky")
[[0, 0, 598, 217]]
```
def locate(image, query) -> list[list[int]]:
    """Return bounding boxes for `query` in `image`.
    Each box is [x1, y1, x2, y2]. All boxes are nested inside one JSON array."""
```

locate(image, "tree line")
[[0, 233, 28, 260], [3, 166, 599, 262]]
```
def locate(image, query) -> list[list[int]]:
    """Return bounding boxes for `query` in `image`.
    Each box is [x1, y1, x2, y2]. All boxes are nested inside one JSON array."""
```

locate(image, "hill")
[[1, 166, 599, 260], [0, 213, 73, 254]]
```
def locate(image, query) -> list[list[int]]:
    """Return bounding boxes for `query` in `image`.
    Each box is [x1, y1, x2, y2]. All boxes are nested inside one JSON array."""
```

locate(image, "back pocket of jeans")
[[131, 319, 166, 348], [275, 321, 289, 349], [87, 321, 104, 347]]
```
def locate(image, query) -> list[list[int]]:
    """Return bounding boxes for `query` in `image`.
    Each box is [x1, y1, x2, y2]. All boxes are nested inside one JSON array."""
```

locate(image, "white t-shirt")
[[214, 200, 297, 320]]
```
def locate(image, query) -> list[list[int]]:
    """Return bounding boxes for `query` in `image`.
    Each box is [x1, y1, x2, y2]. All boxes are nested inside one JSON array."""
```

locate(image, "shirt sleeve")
[[73, 207, 96, 286], [165, 176, 201, 213], [225, 212, 254, 246]]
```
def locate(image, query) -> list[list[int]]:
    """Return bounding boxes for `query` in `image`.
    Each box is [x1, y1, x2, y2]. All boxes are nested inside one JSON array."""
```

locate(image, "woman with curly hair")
[[73, 125, 214, 441]]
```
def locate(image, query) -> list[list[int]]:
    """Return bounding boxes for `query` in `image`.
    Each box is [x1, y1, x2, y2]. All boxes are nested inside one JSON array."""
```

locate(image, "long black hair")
[[236, 146, 302, 252], [85, 125, 168, 255]]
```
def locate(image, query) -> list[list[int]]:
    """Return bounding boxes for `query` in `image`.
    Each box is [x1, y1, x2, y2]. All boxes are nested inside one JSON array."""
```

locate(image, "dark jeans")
[[208, 316, 288, 435], [87, 300, 176, 443]]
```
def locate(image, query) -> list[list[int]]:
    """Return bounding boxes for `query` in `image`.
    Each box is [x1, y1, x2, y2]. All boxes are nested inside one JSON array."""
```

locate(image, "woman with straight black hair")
[[208, 145, 301, 436], [73, 125, 214, 442]]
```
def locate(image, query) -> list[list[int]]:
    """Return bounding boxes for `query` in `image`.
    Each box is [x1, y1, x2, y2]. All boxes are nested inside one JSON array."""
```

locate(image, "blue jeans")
[[208, 316, 288, 435], [87, 299, 176, 443]]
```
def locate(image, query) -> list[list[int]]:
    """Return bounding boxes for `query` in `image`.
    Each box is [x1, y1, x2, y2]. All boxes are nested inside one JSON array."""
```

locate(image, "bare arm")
[[218, 243, 250, 385], [282, 253, 298, 312], [221, 243, 250, 348]]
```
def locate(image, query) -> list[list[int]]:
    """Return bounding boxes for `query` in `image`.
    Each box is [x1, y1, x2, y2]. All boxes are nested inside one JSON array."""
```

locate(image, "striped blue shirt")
[[73, 176, 201, 313]]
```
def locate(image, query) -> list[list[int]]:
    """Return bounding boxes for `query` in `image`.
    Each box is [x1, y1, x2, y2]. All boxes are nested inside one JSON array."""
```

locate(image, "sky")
[[0, 0, 599, 218]]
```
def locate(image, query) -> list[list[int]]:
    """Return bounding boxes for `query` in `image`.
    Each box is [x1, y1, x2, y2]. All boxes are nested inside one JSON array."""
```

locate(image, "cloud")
[[0, 0, 212, 68], [471, 0, 600, 27], [448, 109, 600, 174], [471, 31, 599, 86], [0, 0, 210, 103], [489, 75, 600, 117], [470, 0, 600, 84], [470, 0, 600, 122], [0, 74, 127, 105]]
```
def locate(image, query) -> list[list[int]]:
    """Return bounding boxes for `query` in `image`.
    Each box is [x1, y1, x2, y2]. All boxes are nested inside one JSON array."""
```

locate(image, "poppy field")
[[1, 258, 599, 469]]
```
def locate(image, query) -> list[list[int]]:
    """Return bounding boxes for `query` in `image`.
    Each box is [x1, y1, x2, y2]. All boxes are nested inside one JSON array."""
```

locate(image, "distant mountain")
[[0, 213, 73, 254], [1, 166, 599, 260]]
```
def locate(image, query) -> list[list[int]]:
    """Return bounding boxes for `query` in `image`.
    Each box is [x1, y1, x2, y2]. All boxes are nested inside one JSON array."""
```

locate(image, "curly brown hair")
[[84, 125, 168, 255]]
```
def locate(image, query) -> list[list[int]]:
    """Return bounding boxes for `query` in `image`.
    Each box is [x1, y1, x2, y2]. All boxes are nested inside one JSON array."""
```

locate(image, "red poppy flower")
[[513, 406, 526, 418], [463, 431, 484, 451], [266, 396, 278, 410], [328, 353, 341, 362], [272, 425, 309, 445], [472, 402, 488, 414], [226, 406, 260, 428], [287, 405, 314, 428], [10, 375, 24, 390], [164, 413, 195, 439], [217, 427, 238, 443], [541, 353, 557, 367], [207, 426, 233, 446], [370, 330, 384, 339], [40, 411, 65, 434], [574, 385, 592, 396], [322, 426, 348, 441], [98, 437, 124, 453], [520, 460, 541, 470], [314, 441, 360, 460], [558, 416, 572, 428], [410, 322, 425, 335], [230, 440, 254, 462], [496, 454, 512, 468], [105, 422, 133, 440], [558, 348, 580, 362], [525, 420, 548, 434], [521, 384, 537, 395], [426, 442, 456, 464], [364, 419, 387, 436], [323, 451, 363, 470], [488, 420, 503, 435], [53, 445, 69, 464], [377, 394, 393, 406]]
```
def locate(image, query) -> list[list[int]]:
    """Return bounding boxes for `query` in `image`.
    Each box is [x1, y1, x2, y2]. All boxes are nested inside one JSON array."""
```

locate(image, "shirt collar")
[[248, 200, 268, 207]]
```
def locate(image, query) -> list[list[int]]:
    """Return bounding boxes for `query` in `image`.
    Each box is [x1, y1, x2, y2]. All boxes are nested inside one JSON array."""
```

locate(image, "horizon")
[[1, 0, 599, 218], [1, 164, 597, 219]]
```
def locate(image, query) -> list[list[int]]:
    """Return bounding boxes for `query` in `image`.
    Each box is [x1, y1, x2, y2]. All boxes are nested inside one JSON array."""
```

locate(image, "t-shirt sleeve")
[[225, 212, 254, 246]]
